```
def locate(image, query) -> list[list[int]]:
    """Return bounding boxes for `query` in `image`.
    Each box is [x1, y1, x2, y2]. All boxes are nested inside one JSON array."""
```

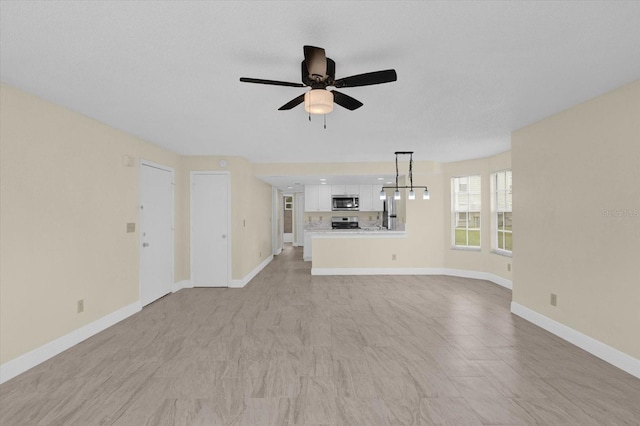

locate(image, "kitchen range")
[[331, 216, 359, 229]]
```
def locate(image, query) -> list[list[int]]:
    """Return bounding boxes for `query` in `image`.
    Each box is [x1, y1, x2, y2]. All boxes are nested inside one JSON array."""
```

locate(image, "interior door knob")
[[222, 235, 227, 239], [143, 242, 150, 247]]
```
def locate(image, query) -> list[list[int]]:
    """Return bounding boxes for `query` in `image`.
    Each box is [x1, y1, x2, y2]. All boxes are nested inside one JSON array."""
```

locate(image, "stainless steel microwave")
[[332, 196, 359, 211]]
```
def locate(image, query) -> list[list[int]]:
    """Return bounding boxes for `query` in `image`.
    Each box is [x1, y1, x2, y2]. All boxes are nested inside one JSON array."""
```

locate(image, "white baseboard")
[[312, 267, 445, 276], [442, 268, 512, 290], [274, 248, 282, 256], [0, 301, 141, 384], [511, 302, 640, 379], [229, 255, 273, 288], [172, 280, 193, 293], [310, 267, 512, 290]]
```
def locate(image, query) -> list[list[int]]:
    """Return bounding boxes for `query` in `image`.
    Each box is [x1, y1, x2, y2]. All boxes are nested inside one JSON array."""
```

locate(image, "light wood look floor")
[[2, 245, 639, 425]]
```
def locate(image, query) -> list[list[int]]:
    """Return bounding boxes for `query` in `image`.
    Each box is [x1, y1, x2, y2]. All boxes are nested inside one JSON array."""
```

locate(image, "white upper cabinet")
[[331, 184, 359, 195], [304, 185, 320, 211], [358, 184, 384, 211], [305, 185, 332, 212], [306, 183, 383, 212], [318, 185, 332, 211]]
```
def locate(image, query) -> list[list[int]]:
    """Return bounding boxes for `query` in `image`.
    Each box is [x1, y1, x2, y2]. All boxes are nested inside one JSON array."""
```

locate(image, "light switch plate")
[[127, 223, 135, 233]]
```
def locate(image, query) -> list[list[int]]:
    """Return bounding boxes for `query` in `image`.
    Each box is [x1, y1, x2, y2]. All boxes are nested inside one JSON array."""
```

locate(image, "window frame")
[[451, 175, 482, 250], [492, 169, 512, 256]]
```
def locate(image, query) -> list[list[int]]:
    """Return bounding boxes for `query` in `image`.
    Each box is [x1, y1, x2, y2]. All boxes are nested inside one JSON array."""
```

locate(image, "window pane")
[[455, 229, 468, 245], [505, 231, 513, 251], [455, 193, 468, 210], [504, 212, 512, 231], [456, 212, 468, 228], [469, 212, 480, 229], [506, 190, 512, 211], [497, 212, 504, 229], [498, 231, 505, 249], [468, 229, 480, 247], [497, 190, 506, 211], [469, 175, 481, 192], [469, 193, 481, 211], [496, 171, 506, 191]]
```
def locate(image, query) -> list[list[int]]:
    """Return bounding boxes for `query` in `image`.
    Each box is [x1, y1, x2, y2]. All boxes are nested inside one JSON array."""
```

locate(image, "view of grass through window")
[[494, 170, 512, 252], [452, 175, 481, 248]]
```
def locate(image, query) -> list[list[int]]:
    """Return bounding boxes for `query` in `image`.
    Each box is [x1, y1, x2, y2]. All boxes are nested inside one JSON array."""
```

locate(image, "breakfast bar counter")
[[303, 228, 406, 261]]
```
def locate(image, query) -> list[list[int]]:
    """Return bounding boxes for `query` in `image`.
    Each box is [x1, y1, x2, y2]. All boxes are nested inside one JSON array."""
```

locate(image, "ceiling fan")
[[239, 45, 397, 114]]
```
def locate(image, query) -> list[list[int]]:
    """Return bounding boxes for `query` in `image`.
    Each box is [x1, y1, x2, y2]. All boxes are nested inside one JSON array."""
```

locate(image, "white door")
[[191, 172, 230, 287], [140, 162, 174, 306]]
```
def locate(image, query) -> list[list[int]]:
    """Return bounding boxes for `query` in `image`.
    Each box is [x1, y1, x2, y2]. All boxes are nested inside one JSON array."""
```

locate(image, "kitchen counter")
[[305, 228, 406, 237], [303, 228, 406, 261]]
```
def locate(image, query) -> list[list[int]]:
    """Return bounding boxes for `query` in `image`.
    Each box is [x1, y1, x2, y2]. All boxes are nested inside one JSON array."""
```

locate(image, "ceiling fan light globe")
[[304, 89, 333, 114]]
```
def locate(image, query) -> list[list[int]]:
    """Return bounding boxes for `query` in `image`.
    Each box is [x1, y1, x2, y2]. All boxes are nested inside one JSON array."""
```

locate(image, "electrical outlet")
[[507, 263, 511, 272], [550, 293, 557, 306], [392, 254, 397, 261], [77, 299, 84, 313], [259, 251, 262, 258]]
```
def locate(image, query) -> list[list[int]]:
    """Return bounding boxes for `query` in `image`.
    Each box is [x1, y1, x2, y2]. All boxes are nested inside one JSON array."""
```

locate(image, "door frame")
[[139, 159, 175, 305], [190, 171, 232, 287], [282, 193, 294, 243], [272, 187, 280, 255], [294, 193, 304, 247]]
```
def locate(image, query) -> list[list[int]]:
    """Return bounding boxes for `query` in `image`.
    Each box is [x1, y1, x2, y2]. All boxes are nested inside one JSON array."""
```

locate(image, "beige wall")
[[0, 84, 180, 364], [0, 85, 274, 366], [442, 151, 513, 281], [512, 79, 640, 358]]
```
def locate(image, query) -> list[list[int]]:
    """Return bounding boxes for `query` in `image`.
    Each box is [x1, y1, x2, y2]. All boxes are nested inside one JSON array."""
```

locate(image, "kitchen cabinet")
[[304, 185, 319, 211], [358, 185, 384, 211], [303, 232, 312, 261], [331, 184, 360, 195], [318, 185, 332, 211], [304, 185, 332, 212]]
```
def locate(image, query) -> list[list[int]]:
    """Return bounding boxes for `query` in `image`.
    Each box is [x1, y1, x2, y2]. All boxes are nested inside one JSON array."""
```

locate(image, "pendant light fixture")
[[379, 151, 430, 201]]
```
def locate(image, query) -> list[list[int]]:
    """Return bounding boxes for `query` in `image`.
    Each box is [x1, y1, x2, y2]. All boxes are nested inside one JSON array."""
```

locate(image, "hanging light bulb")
[[381, 152, 430, 203]]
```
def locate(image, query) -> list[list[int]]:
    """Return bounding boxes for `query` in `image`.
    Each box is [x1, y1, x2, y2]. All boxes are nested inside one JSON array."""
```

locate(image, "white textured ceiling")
[[2, 1, 640, 164]]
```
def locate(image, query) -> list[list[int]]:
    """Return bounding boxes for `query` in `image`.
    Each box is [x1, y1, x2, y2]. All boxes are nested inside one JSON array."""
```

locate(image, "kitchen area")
[[302, 182, 407, 262]]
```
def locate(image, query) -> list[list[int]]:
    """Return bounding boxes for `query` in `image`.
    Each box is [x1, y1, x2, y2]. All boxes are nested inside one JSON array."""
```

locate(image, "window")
[[284, 196, 293, 210], [452, 175, 481, 248], [493, 170, 512, 253]]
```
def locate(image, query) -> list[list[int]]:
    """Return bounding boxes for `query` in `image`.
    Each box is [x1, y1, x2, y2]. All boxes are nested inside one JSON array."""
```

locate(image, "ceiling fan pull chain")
[[324, 114, 327, 129], [309, 112, 311, 122]]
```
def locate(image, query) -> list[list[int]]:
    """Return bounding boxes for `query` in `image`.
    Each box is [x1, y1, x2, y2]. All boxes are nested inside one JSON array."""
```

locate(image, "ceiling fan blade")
[[331, 90, 363, 111], [334, 69, 397, 88], [278, 93, 306, 110], [240, 77, 304, 88], [303, 45, 327, 80]]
